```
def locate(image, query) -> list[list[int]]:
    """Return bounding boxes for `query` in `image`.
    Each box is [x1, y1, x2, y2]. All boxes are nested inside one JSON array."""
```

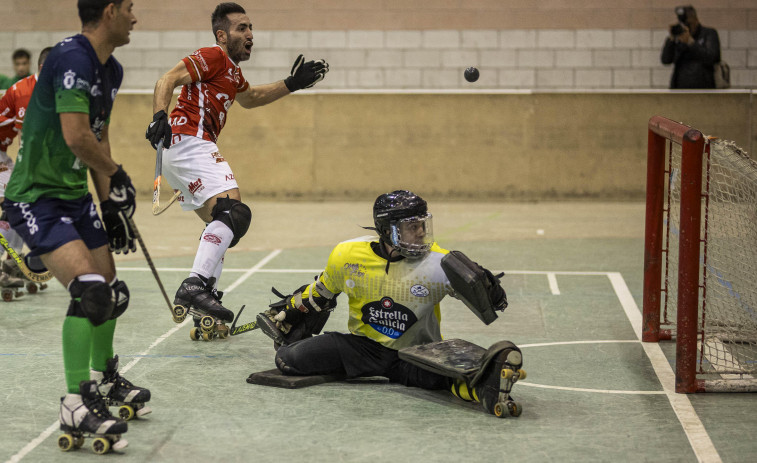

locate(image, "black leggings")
[[275, 332, 449, 391]]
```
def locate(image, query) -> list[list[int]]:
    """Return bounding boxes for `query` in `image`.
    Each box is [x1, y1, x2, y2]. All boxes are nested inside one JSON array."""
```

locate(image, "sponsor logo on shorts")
[[188, 178, 204, 194], [410, 284, 429, 297], [203, 233, 222, 245], [225, 174, 234, 181], [17, 202, 38, 235], [360, 297, 418, 339], [211, 152, 226, 163]]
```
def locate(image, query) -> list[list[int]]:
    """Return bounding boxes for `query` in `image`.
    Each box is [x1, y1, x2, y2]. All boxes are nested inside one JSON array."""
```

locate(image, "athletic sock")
[[90, 319, 116, 373], [450, 379, 479, 402], [211, 256, 224, 289], [62, 316, 94, 394], [190, 221, 233, 279]]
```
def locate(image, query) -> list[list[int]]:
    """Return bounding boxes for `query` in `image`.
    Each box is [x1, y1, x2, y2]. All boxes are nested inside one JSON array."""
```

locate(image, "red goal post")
[[643, 115, 757, 393]]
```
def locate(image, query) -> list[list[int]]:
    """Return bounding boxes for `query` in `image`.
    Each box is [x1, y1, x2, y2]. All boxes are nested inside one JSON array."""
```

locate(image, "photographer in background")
[[661, 5, 721, 89]]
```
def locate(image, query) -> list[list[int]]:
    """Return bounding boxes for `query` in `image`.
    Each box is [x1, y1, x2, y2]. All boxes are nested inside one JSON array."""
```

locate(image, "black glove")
[[145, 110, 172, 149], [108, 165, 136, 219], [483, 268, 508, 311], [100, 200, 136, 255], [284, 54, 329, 92]]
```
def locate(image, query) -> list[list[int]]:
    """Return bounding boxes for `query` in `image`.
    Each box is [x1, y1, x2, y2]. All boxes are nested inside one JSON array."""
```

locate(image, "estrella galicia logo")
[[361, 297, 417, 339], [410, 284, 429, 297], [63, 70, 76, 89]]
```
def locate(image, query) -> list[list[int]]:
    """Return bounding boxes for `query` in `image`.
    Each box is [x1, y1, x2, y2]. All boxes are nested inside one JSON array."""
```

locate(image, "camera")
[[670, 23, 685, 36]]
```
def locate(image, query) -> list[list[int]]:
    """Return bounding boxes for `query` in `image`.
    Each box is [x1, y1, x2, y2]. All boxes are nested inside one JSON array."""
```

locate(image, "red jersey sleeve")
[[182, 47, 226, 83], [0, 86, 17, 127], [237, 72, 249, 92]]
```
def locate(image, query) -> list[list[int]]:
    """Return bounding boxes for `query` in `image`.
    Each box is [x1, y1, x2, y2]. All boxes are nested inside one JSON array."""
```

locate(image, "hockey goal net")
[[643, 115, 757, 393]]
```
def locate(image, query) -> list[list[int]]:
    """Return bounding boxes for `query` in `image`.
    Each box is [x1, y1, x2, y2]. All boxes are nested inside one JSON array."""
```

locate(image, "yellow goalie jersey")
[[316, 236, 452, 350]]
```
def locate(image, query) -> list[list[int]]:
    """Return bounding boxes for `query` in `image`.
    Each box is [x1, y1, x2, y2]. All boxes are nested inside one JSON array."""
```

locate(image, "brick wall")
[[0, 1, 755, 88]]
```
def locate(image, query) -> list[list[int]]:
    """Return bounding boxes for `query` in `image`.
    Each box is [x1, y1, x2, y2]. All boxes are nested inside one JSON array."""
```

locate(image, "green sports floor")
[[1, 200, 756, 463]]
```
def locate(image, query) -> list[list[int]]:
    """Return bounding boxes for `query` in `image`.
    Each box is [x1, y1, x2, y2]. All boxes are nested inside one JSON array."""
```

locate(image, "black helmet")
[[373, 190, 433, 258]]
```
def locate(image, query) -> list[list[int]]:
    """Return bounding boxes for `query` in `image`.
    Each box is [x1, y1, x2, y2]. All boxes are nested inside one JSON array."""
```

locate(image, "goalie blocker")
[[441, 250, 507, 325]]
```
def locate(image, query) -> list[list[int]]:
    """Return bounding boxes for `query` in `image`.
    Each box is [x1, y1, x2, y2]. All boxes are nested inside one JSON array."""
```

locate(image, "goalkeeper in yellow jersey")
[[256, 190, 527, 418]]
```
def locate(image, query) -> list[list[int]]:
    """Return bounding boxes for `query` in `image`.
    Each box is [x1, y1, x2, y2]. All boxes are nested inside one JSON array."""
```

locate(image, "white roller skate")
[[172, 276, 233, 341], [92, 355, 152, 421], [0, 270, 24, 301], [58, 380, 128, 454], [3, 256, 47, 294]]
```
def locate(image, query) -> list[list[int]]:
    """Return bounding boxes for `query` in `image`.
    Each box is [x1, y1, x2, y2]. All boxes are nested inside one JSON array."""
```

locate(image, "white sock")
[[190, 221, 233, 279], [211, 256, 224, 290], [0, 222, 24, 251]]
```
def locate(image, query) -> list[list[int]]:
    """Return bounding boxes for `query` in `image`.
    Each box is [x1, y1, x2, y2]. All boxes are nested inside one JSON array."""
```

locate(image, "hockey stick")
[[128, 218, 176, 318], [229, 304, 259, 336], [0, 232, 53, 283], [152, 144, 180, 215]]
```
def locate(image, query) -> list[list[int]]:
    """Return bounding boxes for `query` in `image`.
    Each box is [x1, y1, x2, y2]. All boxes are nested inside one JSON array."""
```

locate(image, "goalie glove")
[[284, 54, 329, 92], [483, 268, 508, 311]]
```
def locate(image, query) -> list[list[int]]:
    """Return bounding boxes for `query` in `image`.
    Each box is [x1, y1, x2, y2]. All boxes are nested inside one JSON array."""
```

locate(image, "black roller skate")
[[92, 355, 152, 421], [171, 276, 233, 341], [3, 256, 47, 294], [58, 380, 128, 454], [470, 341, 526, 418]]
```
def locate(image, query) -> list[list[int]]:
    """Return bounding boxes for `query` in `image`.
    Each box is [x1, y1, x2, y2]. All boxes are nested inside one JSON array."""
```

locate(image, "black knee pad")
[[67, 278, 115, 327], [211, 197, 252, 248], [110, 279, 130, 319]]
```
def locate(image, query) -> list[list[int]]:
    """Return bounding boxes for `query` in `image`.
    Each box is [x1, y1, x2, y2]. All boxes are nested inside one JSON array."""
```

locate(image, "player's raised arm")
[[235, 54, 329, 109]]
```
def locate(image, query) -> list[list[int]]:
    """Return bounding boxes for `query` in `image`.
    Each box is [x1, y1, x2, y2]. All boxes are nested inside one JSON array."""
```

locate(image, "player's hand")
[[284, 54, 329, 92], [108, 165, 136, 219], [145, 110, 172, 149], [100, 200, 136, 255]]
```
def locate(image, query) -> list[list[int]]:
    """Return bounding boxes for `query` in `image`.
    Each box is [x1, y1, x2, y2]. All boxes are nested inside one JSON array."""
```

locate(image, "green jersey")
[[4, 35, 123, 203]]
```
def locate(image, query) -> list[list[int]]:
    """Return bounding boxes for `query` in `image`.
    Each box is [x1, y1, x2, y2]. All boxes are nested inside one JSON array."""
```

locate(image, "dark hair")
[[78, 0, 124, 26], [38, 46, 54, 69], [12, 49, 30, 61], [211, 2, 246, 41]]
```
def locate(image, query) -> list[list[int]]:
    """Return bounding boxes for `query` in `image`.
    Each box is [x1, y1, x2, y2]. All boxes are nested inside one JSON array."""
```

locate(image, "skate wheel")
[[518, 369, 527, 381], [172, 305, 188, 323], [199, 316, 215, 331], [40, 283, 48, 291], [507, 401, 522, 417], [118, 404, 135, 421], [202, 331, 214, 342], [217, 324, 229, 339], [190, 327, 201, 341], [26, 282, 37, 294], [58, 434, 75, 452], [501, 369, 514, 380], [493, 402, 507, 418], [2, 290, 12, 302], [92, 437, 111, 454]]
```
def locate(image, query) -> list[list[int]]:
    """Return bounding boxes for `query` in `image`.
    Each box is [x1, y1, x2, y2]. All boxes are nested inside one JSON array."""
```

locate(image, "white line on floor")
[[518, 382, 666, 395], [4, 250, 281, 463], [547, 273, 560, 295], [608, 272, 722, 463]]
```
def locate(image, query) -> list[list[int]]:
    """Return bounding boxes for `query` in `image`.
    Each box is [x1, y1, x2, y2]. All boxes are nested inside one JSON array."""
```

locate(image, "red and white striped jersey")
[[169, 45, 249, 143], [0, 74, 37, 151]]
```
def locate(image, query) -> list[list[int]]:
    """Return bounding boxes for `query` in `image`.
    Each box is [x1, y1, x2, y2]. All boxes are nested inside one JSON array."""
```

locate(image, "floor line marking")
[[547, 273, 560, 295], [518, 382, 666, 395], [520, 339, 640, 348], [4, 249, 281, 463], [608, 272, 722, 463]]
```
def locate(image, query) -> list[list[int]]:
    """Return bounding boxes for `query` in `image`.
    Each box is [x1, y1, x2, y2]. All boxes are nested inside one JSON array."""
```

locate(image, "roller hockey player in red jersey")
[[146, 2, 328, 340], [253, 190, 527, 418]]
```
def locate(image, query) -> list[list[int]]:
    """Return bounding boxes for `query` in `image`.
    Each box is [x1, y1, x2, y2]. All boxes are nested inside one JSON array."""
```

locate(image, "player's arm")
[[235, 81, 290, 109], [60, 112, 119, 177], [0, 89, 16, 127], [146, 61, 193, 149], [90, 123, 113, 201], [236, 54, 330, 109]]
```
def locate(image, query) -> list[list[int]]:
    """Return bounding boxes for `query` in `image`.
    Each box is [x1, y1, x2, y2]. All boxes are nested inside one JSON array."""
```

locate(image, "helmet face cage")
[[388, 213, 434, 258]]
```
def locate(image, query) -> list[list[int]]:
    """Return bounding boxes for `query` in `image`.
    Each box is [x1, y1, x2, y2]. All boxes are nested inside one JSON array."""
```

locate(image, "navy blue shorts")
[[3, 194, 108, 258]]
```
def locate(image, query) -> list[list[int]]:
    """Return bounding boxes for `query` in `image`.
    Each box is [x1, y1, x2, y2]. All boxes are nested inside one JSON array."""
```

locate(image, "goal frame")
[[642, 115, 757, 393]]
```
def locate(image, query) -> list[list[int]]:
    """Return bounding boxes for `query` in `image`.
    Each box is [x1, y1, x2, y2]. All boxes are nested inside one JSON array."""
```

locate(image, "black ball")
[[464, 67, 479, 83]]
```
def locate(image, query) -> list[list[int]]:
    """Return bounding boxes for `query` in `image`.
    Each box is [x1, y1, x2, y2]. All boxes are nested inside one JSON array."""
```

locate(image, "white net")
[[663, 138, 757, 379]]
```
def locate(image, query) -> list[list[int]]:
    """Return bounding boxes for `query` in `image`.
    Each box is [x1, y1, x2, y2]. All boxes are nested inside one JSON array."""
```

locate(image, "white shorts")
[[0, 150, 15, 198], [163, 134, 239, 211]]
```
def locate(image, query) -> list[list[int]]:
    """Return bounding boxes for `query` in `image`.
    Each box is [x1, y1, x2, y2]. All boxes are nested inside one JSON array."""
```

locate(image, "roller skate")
[[57, 380, 128, 454], [92, 355, 152, 421], [0, 270, 24, 301], [171, 276, 233, 341], [470, 341, 526, 418], [3, 256, 47, 294]]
